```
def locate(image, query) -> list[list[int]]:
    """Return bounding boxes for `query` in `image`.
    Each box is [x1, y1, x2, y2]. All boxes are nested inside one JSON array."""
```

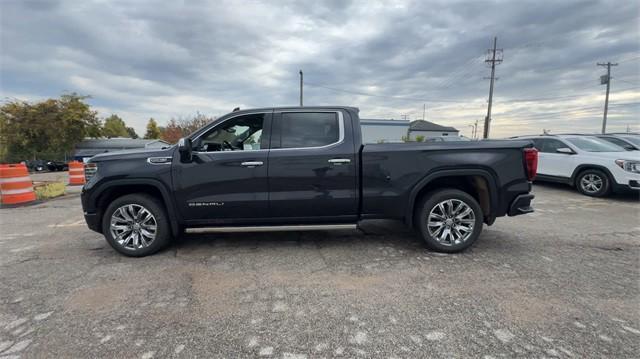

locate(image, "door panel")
[[267, 110, 358, 220], [172, 112, 271, 223], [534, 138, 575, 177]]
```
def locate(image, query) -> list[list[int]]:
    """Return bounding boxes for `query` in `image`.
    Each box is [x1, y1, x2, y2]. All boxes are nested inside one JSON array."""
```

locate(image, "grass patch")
[[33, 181, 66, 200]]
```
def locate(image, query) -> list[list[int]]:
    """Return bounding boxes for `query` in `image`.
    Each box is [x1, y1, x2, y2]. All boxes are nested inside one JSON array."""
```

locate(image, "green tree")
[[126, 127, 139, 139], [144, 118, 161, 139], [0, 93, 101, 162], [415, 135, 425, 142], [102, 114, 128, 138]]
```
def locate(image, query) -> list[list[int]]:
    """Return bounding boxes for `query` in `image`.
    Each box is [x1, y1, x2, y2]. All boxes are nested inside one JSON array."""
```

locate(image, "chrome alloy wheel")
[[110, 204, 157, 250], [580, 174, 603, 194], [426, 199, 475, 246]]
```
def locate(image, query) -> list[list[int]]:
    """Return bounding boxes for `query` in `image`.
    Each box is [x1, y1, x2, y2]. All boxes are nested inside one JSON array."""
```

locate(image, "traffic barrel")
[[0, 163, 37, 206], [68, 161, 85, 185]]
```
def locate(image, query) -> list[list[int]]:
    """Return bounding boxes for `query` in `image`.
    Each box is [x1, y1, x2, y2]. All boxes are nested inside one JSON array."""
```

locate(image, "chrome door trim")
[[328, 158, 351, 164], [240, 161, 264, 167]]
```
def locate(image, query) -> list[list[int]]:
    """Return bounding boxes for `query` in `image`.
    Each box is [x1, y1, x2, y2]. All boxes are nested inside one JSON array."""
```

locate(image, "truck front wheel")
[[101, 194, 171, 257], [416, 189, 483, 253]]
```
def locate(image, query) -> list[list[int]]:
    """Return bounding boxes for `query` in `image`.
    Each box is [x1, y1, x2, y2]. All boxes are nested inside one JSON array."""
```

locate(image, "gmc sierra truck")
[[81, 106, 538, 257]]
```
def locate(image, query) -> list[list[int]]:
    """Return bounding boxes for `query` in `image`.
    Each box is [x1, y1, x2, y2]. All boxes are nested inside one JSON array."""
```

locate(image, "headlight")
[[84, 162, 98, 181], [615, 160, 640, 174]]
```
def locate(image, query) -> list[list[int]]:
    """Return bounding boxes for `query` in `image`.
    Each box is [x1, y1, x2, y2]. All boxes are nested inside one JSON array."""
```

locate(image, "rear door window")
[[279, 112, 339, 149]]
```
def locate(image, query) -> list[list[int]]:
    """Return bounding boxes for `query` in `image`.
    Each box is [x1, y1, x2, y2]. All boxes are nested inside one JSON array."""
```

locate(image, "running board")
[[185, 224, 357, 234]]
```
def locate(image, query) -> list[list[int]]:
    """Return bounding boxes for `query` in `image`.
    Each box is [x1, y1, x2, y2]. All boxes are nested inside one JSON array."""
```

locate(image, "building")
[[74, 138, 171, 162], [360, 119, 410, 143], [409, 120, 459, 139]]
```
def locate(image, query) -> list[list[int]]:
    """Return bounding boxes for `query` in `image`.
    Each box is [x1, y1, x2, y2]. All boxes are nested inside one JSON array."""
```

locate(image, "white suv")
[[513, 134, 640, 197]]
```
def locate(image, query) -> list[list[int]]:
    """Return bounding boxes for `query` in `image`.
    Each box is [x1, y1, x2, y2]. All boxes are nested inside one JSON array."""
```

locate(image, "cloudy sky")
[[1, 0, 639, 138]]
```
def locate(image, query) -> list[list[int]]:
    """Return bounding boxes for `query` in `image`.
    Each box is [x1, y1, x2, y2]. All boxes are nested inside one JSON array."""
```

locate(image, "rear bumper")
[[83, 212, 101, 233], [508, 194, 535, 216]]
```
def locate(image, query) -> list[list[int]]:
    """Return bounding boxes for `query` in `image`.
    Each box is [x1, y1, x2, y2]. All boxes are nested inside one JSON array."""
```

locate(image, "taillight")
[[524, 147, 538, 181]]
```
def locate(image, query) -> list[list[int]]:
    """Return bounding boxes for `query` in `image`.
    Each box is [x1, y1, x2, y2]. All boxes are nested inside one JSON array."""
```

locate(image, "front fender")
[[84, 178, 181, 237]]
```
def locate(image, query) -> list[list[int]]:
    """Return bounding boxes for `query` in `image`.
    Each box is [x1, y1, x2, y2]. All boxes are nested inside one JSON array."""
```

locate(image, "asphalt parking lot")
[[1, 182, 639, 358]]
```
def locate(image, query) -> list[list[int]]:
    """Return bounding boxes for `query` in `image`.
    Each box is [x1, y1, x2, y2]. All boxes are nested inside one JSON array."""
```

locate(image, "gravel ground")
[[0, 183, 638, 358]]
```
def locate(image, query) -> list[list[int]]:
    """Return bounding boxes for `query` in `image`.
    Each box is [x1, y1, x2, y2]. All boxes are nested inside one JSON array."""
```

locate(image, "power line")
[[618, 55, 640, 64], [304, 82, 469, 103]]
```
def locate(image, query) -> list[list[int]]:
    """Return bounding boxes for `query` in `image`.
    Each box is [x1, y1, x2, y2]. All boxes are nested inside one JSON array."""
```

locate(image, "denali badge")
[[188, 202, 225, 207]]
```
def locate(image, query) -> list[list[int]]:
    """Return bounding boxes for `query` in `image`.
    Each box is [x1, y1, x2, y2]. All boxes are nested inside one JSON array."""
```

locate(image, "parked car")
[[23, 159, 47, 172], [594, 133, 640, 151], [424, 136, 471, 142], [511, 134, 640, 197], [81, 106, 537, 257], [46, 160, 69, 171]]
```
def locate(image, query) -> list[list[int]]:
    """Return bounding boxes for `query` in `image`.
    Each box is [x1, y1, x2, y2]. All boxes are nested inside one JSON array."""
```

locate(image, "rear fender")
[[405, 168, 499, 227]]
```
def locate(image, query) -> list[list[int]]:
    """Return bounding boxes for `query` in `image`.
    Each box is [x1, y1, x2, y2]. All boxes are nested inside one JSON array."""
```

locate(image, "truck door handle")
[[328, 158, 351, 165], [241, 161, 264, 167]]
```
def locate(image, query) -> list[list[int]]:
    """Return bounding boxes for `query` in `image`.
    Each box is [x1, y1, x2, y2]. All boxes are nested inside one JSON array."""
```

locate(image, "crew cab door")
[[267, 110, 358, 221], [172, 112, 272, 224]]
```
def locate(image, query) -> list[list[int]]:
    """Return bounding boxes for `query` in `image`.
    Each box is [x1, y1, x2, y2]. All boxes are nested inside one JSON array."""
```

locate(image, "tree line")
[[0, 94, 214, 162]]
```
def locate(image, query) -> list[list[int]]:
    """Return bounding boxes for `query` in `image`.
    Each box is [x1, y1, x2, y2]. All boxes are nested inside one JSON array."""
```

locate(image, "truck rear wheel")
[[101, 194, 171, 257], [416, 189, 483, 253]]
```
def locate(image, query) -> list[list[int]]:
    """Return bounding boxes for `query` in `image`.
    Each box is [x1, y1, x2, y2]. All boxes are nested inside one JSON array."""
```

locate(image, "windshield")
[[565, 137, 625, 152], [620, 135, 640, 146]]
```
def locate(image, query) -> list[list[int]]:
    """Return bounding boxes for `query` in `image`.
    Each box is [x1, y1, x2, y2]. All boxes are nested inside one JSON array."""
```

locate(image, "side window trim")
[[192, 111, 272, 153], [271, 110, 345, 151]]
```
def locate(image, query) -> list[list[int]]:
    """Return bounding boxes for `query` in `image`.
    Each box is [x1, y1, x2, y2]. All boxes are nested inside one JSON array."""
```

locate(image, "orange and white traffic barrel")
[[68, 161, 85, 185], [0, 163, 37, 206]]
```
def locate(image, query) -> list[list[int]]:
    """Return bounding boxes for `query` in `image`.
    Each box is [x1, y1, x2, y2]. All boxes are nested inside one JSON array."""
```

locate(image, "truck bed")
[[360, 140, 534, 223]]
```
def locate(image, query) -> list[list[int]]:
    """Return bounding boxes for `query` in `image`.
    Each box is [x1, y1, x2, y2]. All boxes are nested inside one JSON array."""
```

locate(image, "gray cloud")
[[1, 0, 638, 137]]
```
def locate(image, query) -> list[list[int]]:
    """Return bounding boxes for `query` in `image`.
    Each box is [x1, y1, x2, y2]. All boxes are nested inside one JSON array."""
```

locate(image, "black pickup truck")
[[81, 107, 537, 256]]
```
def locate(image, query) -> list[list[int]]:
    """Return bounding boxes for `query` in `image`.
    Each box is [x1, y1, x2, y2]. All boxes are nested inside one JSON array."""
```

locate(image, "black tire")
[[575, 169, 611, 197], [101, 194, 171, 257], [416, 188, 484, 253]]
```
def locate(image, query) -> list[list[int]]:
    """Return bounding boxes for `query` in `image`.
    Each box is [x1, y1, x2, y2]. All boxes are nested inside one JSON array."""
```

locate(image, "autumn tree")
[[158, 113, 214, 144], [144, 118, 161, 139], [160, 119, 183, 144], [0, 94, 101, 162], [102, 114, 129, 138]]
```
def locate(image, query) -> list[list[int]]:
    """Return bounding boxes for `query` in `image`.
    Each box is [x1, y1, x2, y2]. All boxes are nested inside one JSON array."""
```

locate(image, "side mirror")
[[556, 147, 574, 154], [178, 137, 193, 162]]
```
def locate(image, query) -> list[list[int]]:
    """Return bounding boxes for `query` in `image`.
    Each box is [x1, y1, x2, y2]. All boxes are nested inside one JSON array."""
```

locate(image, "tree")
[[415, 135, 425, 142], [144, 118, 161, 139], [102, 114, 128, 138], [0, 93, 101, 162], [160, 119, 183, 144], [180, 112, 212, 135], [159, 114, 214, 144], [126, 127, 139, 139]]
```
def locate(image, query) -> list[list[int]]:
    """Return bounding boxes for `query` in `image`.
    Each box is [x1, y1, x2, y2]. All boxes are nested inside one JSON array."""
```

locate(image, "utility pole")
[[401, 114, 409, 121], [483, 37, 503, 139], [597, 62, 617, 134], [299, 70, 303, 106], [422, 104, 426, 121]]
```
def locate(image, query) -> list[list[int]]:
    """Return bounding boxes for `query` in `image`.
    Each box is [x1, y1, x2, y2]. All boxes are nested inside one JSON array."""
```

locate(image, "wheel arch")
[[92, 179, 180, 237], [570, 164, 615, 187], [405, 168, 499, 228]]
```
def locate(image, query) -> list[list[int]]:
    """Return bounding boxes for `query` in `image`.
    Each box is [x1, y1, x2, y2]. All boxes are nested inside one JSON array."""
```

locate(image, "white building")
[[409, 120, 459, 139], [360, 119, 410, 143]]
